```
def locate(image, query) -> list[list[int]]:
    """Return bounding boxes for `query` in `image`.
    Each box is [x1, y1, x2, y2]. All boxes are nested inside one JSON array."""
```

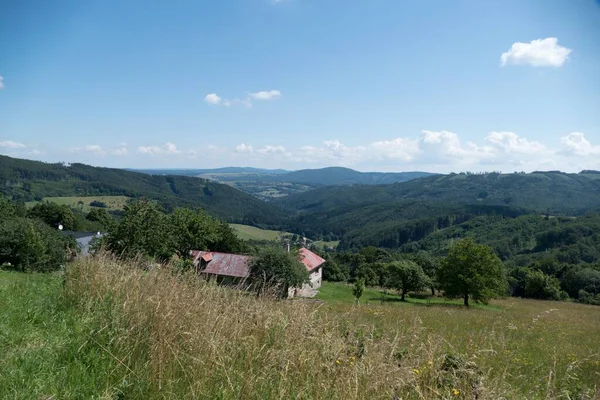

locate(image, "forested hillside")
[[262, 167, 434, 186], [0, 155, 284, 225], [277, 171, 600, 241], [277, 171, 600, 215]]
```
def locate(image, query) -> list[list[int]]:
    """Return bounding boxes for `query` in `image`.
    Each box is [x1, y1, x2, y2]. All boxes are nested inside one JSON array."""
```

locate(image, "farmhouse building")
[[190, 247, 325, 297]]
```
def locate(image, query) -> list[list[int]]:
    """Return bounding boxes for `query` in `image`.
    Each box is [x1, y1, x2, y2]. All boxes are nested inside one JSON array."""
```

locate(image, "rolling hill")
[[134, 166, 435, 200], [263, 167, 435, 186], [276, 171, 600, 247], [0, 155, 285, 225], [277, 171, 600, 216], [130, 167, 290, 176]]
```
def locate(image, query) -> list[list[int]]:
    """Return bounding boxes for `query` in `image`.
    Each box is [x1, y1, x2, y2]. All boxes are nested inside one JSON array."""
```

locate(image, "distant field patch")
[[229, 224, 292, 241], [26, 196, 130, 212], [313, 240, 340, 250]]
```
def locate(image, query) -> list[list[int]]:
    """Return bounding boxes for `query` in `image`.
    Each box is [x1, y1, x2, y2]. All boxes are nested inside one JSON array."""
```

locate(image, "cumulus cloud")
[[561, 132, 600, 156], [204, 93, 223, 105], [0, 140, 26, 149], [249, 90, 282, 101], [258, 145, 287, 155], [137, 142, 181, 156], [204, 89, 281, 108], [0, 76, 4, 90], [501, 38, 572, 67], [486, 131, 547, 154], [111, 147, 128, 156], [70, 145, 106, 155], [235, 143, 254, 153], [420, 130, 495, 161], [368, 138, 420, 161]]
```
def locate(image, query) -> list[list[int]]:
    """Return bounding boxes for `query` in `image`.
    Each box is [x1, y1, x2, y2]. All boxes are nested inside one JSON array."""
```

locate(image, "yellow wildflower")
[[335, 359, 341, 365], [413, 369, 420, 375], [452, 388, 460, 396]]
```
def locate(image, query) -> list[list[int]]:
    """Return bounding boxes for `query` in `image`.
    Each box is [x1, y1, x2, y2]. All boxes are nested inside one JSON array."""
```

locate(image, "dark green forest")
[[0, 155, 283, 225]]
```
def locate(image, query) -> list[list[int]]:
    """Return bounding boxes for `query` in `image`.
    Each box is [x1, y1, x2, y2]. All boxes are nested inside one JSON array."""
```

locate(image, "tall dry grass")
[[65, 254, 600, 399]]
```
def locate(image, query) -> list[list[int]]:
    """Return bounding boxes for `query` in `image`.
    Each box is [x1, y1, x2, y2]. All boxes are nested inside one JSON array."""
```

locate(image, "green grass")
[[229, 223, 293, 241], [316, 281, 502, 310], [0, 270, 128, 399], [3, 261, 600, 399], [25, 195, 130, 212], [313, 240, 340, 250]]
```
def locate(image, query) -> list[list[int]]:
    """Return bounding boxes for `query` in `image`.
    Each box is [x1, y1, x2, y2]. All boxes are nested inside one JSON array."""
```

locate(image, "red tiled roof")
[[191, 248, 325, 278], [299, 248, 326, 272], [193, 251, 251, 278]]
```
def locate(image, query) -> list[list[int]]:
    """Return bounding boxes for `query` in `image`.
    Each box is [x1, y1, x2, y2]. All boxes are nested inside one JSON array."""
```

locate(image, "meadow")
[[2, 257, 599, 399], [229, 223, 293, 241], [25, 195, 130, 212]]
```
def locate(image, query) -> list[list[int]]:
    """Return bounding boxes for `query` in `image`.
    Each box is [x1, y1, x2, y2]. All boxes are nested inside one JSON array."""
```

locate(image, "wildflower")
[[413, 368, 420, 375], [335, 359, 341, 365], [452, 388, 460, 396]]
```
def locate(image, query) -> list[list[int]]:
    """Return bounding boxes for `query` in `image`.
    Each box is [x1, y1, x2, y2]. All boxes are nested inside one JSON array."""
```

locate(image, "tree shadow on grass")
[[366, 295, 502, 310]]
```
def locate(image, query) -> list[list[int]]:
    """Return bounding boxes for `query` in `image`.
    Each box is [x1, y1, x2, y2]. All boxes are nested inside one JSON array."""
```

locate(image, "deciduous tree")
[[387, 260, 430, 301], [438, 238, 506, 306]]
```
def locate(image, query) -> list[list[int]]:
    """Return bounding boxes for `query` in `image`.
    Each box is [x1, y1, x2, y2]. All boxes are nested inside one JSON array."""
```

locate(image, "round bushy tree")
[[249, 247, 308, 298], [438, 238, 506, 306], [387, 260, 430, 301]]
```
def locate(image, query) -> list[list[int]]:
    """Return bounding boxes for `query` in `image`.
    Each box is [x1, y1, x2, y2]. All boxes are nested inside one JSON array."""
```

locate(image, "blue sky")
[[1, 0, 599, 172]]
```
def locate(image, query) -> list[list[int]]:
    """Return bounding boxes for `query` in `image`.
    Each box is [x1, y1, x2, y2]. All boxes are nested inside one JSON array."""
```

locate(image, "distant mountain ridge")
[[135, 166, 435, 186], [263, 167, 435, 186], [130, 167, 290, 176]]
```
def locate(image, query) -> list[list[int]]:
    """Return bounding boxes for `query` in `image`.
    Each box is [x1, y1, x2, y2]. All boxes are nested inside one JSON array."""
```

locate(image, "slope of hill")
[[265, 167, 435, 186], [0, 155, 285, 225], [275, 171, 600, 244], [130, 167, 290, 176], [277, 171, 600, 216], [135, 166, 435, 200]]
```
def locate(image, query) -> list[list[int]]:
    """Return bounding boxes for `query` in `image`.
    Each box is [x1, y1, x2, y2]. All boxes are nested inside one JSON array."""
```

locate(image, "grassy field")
[[0, 270, 124, 399], [2, 257, 599, 399], [313, 240, 341, 250], [229, 223, 293, 241], [316, 281, 501, 310], [25, 195, 130, 212]]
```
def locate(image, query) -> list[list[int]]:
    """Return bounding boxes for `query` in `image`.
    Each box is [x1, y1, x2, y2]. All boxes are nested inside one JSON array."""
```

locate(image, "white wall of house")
[[309, 267, 322, 289]]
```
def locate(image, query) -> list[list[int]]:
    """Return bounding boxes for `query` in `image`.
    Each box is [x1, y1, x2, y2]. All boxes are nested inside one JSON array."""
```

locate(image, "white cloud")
[[137, 142, 181, 156], [0, 76, 4, 90], [204, 93, 223, 105], [368, 137, 420, 161], [0, 140, 26, 149], [164, 142, 181, 155], [258, 145, 287, 155], [419, 130, 498, 165], [235, 143, 254, 153], [501, 38, 572, 67], [204, 90, 281, 108], [561, 132, 600, 156], [70, 145, 106, 155], [486, 131, 547, 154], [249, 90, 282, 101], [111, 147, 128, 156]]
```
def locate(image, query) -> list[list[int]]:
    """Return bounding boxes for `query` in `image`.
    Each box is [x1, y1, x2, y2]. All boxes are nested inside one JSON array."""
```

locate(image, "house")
[[61, 231, 103, 256], [190, 247, 326, 297]]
